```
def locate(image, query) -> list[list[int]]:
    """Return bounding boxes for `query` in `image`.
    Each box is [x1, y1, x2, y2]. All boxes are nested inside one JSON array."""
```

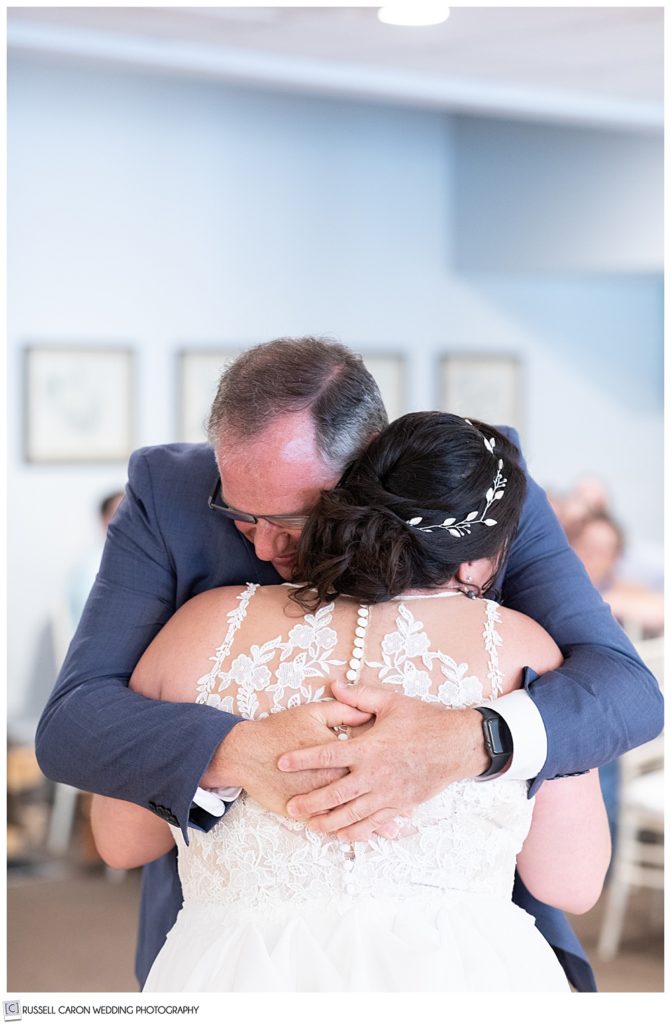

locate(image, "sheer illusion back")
[[195, 582, 506, 715]]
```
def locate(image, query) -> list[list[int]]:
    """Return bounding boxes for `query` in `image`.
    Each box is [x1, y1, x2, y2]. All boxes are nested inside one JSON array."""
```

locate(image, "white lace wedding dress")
[[144, 584, 569, 992]]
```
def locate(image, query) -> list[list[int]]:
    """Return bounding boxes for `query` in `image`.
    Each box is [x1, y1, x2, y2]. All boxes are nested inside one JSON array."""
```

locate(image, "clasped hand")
[[279, 680, 485, 839]]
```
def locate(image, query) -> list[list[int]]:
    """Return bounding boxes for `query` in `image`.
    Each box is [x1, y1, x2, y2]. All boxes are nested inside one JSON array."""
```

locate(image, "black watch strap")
[[475, 706, 513, 779]]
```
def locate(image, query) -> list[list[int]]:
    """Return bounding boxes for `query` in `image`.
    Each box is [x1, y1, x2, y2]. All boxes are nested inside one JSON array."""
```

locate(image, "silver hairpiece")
[[406, 436, 506, 536]]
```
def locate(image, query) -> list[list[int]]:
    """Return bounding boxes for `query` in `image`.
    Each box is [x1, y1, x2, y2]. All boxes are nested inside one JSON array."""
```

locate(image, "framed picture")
[[23, 345, 134, 463], [177, 349, 241, 443], [438, 354, 522, 431], [359, 353, 407, 422]]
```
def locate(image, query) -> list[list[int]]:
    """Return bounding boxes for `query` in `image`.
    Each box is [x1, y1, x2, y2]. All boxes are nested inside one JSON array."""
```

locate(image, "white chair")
[[596, 736, 664, 960]]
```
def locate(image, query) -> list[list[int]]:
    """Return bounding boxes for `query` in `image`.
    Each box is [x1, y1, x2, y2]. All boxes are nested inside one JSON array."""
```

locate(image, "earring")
[[467, 575, 473, 583]]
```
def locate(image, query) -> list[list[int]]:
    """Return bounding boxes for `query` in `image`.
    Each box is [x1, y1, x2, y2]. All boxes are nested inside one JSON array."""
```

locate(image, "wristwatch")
[[475, 706, 513, 778]]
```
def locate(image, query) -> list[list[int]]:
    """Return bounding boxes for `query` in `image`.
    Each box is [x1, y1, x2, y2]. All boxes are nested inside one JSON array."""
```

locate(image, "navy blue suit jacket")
[[36, 439, 663, 992]]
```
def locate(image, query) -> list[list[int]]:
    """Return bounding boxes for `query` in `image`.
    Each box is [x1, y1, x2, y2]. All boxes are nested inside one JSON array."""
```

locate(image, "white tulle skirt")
[[143, 893, 570, 992]]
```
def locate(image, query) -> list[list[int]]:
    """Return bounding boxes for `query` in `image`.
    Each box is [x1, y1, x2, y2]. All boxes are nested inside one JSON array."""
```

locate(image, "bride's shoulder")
[[494, 603, 563, 677], [179, 581, 307, 629], [174, 582, 261, 621], [130, 583, 263, 700]]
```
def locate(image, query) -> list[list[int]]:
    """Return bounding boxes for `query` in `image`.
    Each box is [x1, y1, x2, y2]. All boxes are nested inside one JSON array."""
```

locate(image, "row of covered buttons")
[[342, 605, 369, 894], [346, 605, 370, 682]]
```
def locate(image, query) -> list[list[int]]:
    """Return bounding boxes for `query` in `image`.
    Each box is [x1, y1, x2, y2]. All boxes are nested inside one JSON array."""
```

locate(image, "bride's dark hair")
[[292, 412, 526, 609]]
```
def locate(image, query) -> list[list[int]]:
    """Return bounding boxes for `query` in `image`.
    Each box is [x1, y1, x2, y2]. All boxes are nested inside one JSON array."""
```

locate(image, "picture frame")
[[177, 348, 242, 443], [23, 345, 134, 463], [359, 352, 407, 423], [438, 354, 522, 431]]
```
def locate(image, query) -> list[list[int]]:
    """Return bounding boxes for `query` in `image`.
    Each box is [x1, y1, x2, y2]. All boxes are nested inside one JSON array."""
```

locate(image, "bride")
[[91, 413, 610, 992]]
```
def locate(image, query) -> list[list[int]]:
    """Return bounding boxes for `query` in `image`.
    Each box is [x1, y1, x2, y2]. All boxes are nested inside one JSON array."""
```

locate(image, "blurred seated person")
[[566, 512, 663, 640], [565, 510, 623, 593], [570, 477, 663, 594], [547, 476, 608, 536]]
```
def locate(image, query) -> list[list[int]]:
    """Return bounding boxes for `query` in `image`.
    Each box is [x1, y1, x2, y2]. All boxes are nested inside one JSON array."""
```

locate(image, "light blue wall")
[[453, 116, 663, 272], [7, 54, 663, 715]]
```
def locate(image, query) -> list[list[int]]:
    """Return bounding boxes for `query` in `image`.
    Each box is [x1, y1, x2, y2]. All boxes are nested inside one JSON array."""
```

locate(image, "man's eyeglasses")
[[208, 478, 310, 530]]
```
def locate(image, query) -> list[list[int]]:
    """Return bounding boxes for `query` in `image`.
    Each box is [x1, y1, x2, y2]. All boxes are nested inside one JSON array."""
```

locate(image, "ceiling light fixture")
[[377, 4, 451, 28]]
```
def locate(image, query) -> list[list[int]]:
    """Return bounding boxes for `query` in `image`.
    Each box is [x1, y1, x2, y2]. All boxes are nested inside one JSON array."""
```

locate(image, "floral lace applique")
[[269, 602, 345, 710], [195, 591, 346, 718], [195, 583, 259, 712], [366, 601, 488, 706], [483, 599, 505, 698]]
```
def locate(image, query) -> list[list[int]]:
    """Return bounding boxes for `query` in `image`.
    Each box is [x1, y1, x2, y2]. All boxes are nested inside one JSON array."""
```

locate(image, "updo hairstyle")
[[292, 412, 526, 608]]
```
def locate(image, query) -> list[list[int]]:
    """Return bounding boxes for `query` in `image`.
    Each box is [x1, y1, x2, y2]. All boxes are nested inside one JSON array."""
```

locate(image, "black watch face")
[[487, 711, 513, 751], [485, 718, 512, 758], [477, 709, 512, 778], [486, 718, 503, 756]]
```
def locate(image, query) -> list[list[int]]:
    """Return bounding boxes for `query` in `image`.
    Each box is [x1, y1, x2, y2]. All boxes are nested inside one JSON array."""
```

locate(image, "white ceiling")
[[7, 5, 664, 130]]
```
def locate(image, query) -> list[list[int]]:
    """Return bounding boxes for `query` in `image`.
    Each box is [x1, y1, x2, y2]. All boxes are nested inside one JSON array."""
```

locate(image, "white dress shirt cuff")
[[192, 785, 241, 818], [479, 689, 547, 781]]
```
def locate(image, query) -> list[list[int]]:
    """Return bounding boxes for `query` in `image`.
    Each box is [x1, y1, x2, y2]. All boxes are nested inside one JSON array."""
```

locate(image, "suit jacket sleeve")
[[501, 437, 663, 795], [35, 448, 240, 837]]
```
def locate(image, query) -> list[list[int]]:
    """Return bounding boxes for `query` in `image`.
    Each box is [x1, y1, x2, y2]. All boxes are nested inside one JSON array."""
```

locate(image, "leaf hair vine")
[[406, 434, 507, 536]]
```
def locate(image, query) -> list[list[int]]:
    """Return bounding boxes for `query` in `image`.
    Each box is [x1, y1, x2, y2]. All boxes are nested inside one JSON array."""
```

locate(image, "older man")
[[36, 336, 663, 991]]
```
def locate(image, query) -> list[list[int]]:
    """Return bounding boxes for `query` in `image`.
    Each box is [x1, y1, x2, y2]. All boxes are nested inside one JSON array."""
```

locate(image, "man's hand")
[[277, 680, 489, 840], [201, 699, 373, 818]]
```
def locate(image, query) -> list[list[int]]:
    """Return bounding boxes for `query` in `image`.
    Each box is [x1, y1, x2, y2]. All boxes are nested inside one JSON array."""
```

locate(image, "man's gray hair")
[[207, 336, 388, 471]]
